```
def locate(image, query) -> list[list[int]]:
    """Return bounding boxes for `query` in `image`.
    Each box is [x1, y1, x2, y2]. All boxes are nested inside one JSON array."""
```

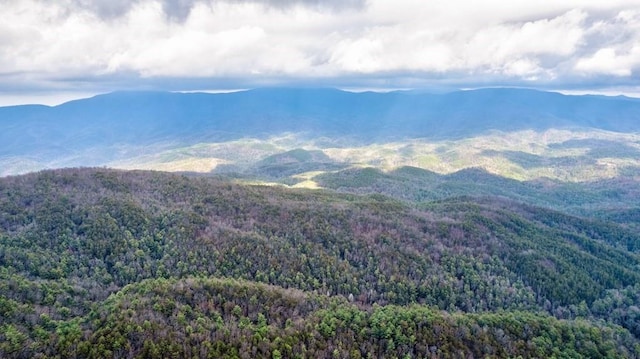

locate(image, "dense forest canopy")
[[1, 168, 639, 358]]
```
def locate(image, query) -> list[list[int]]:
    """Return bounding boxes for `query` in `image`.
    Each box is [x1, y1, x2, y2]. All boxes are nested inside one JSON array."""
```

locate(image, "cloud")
[[70, 0, 135, 19], [328, 7, 590, 78], [67, 0, 365, 21], [573, 9, 640, 77], [575, 48, 637, 76], [1, 0, 639, 103]]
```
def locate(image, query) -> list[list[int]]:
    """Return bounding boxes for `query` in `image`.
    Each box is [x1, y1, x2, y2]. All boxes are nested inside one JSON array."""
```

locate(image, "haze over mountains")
[[3, 87, 640, 219], [4, 88, 640, 144], [4, 86, 640, 234], [2, 87, 640, 179]]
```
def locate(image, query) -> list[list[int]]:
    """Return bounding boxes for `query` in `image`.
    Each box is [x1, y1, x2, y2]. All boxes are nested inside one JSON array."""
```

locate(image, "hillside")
[[242, 149, 343, 181], [1, 168, 639, 357], [315, 166, 640, 225]]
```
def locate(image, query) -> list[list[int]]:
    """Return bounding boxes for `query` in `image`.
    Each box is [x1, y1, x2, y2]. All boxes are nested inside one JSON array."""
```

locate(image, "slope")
[[1, 168, 640, 357], [74, 277, 638, 358], [315, 166, 640, 225]]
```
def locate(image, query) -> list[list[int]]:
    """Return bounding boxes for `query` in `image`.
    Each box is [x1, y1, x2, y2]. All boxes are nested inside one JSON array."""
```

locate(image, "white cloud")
[[1, 0, 640, 102], [575, 47, 640, 76], [502, 59, 544, 80], [323, 7, 590, 79], [330, 37, 384, 73], [460, 9, 587, 78], [573, 9, 640, 77]]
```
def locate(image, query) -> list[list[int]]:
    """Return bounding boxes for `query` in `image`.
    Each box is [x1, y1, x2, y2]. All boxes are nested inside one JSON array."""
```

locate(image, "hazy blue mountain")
[[0, 88, 638, 141], [2, 88, 640, 169]]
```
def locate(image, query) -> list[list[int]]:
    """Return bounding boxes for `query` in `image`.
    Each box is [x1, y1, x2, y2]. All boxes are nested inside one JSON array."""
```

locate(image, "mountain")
[[241, 148, 344, 180], [2, 88, 640, 172], [1, 168, 639, 357]]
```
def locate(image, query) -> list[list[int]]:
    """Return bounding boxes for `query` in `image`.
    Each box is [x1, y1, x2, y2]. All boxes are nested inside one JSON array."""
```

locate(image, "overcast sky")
[[1, 0, 640, 105]]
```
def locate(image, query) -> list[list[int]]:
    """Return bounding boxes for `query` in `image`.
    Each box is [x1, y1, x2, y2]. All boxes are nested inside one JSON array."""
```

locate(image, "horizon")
[[2, 86, 640, 107]]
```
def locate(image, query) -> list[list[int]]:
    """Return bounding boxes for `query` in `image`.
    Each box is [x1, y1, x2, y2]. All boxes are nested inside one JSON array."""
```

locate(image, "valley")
[[105, 128, 640, 183], [3, 88, 640, 182]]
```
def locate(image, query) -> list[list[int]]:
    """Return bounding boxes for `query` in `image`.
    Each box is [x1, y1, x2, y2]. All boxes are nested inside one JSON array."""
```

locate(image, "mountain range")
[[2, 88, 640, 174]]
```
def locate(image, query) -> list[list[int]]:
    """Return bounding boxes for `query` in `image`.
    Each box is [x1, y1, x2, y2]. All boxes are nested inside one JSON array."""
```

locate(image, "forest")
[[1, 168, 640, 358]]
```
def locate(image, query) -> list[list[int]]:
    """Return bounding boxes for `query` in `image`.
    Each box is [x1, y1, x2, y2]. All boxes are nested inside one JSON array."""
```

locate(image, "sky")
[[1, 0, 640, 105]]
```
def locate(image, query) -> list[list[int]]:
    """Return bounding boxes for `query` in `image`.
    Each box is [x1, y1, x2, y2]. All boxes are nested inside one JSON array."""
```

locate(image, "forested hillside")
[[316, 166, 640, 225], [1, 168, 639, 358]]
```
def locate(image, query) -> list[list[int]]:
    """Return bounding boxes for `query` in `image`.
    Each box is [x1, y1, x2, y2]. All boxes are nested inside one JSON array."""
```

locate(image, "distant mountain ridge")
[[2, 87, 640, 176], [2, 88, 640, 149]]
